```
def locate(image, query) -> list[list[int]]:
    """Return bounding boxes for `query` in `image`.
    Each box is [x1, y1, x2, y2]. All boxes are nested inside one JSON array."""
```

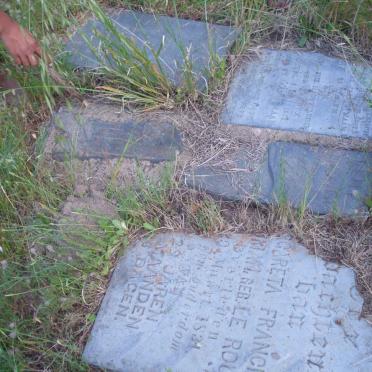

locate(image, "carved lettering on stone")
[[83, 233, 372, 371], [222, 49, 372, 139]]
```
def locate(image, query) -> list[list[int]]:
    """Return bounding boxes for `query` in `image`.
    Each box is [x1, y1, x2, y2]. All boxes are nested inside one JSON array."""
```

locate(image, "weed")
[[365, 196, 372, 211], [114, 163, 175, 230], [297, 180, 312, 223], [189, 196, 224, 234], [295, 0, 371, 49], [79, 1, 176, 108], [276, 153, 289, 212]]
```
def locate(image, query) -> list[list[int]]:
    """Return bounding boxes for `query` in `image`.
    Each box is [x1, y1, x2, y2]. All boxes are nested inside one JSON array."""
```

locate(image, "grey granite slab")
[[185, 142, 371, 216], [221, 49, 372, 139], [65, 10, 239, 90], [185, 151, 267, 202], [83, 233, 372, 371], [266, 142, 372, 215], [52, 107, 181, 161]]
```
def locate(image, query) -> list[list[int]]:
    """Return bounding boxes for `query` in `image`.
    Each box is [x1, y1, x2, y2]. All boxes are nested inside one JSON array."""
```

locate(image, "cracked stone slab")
[[186, 142, 371, 216], [65, 10, 239, 90], [83, 233, 372, 371], [51, 106, 182, 162], [221, 49, 372, 139], [185, 151, 268, 202]]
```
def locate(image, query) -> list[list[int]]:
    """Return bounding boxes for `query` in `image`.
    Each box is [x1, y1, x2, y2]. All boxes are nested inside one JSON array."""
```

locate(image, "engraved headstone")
[[221, 49, 372, 139], [65, 10, 239, 89], [51, 106, 181, 161], [186, 142, 372, 216], [83, 233, 372, 371]]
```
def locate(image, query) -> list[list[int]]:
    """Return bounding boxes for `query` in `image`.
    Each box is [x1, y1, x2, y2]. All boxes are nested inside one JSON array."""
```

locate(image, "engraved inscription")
[[222, 49, 372, 138], [83, 234, 372, 371], [115, 253, 170, 328]]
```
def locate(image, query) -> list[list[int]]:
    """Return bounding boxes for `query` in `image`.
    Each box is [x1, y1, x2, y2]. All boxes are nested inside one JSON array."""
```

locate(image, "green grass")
[[113, 163, 175, 230], [189, 197, 224, 233], [2, 0, 370, 110], [107, 0, 371, 47], [80, 0, 371, 107], [84, 1, 176, 108], [0, 1, 87, 108], [0, 110, 144, 370], [295, 0, 371, 49]]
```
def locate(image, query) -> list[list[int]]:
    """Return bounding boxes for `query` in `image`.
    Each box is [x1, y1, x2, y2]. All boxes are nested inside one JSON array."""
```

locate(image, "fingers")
[[27, 54, 38, 67], [14, 46, 41, 68], [2, 22, 43, 68], [19, 53, 30, 67], [12, 29, 42, 67], [15, 52, 38, 68], [25, 34, 41, 67], [34, 45, 42, 58]]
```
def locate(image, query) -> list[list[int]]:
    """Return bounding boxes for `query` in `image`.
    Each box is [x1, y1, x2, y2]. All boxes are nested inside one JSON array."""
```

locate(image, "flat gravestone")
[[52, 107, 181, 161], [185, 150, 263, 201], [221, 49, 372, 139], [65, 10, 239, 90], [265, 142, 372, 215], [83, 233, 372, 371], [186, 142, 371, 216]]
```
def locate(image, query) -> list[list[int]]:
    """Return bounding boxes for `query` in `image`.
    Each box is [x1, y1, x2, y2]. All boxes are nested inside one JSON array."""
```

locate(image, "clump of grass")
[[106, 1, 371, 51], [0, 109, 62, 231], [295, 0, 371, 50], [83, 1, 224, 107], [80, 1, 175, 108], [0, 217, 124, 370], [188, 196, 224, 234], [0, 3, 89, 367], [113, 164, 175, 230]]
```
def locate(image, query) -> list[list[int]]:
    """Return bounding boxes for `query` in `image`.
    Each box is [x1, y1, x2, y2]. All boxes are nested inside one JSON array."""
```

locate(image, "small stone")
[[46, 245, 55, 253]]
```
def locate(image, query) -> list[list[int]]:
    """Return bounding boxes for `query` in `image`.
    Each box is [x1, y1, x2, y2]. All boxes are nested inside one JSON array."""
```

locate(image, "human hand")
[[0, 20, 41, 67]]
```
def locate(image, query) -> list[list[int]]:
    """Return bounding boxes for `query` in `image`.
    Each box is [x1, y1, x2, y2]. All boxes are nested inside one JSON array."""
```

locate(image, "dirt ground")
[[45, 95, 372, 323]]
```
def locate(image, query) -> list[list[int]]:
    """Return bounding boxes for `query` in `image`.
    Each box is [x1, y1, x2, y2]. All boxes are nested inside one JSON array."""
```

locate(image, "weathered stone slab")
[[52, 107, 181, 161], [83, 233, 372, 371], [266, 142, 372, 215], [221, 49, 372, 139], [185, 142, 371, 216], [185, 151, 266, 202], [65, 10, 239, 89]]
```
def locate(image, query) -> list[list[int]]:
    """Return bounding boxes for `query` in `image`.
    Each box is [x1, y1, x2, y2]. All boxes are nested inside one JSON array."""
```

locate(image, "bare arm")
[[0, 11, 41, 67]]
